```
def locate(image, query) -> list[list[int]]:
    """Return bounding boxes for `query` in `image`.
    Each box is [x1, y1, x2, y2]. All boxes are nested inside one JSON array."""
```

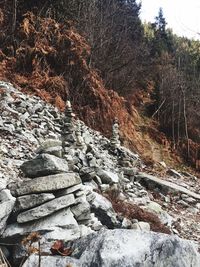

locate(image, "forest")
[[0, 0, 200, 169]]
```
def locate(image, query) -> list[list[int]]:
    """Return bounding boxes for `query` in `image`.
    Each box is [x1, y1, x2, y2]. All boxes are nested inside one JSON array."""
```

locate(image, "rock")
[[79, 167, 96, 182], [20, 154, 68, 178], [15, 193, 55, 211], [54, 184, 83, 197], [36, 139, 62, 153], [122, 167, 138, 176], [121, 218, 132, 229], [132, 221, 150, 231], [159, 161, 167, 168], [0, 189, 16, 235], [97, 169, 119, 184], [167, 169, 182, 178], [13, 173, 81, 196], [135, 172, 200, 200], [146, 201, 173, 226], [79, 225, 94, 237], [90, 192, 119, 228], [186, 207, 199, 215], [177, 200, 190, 207], [17, 194, 75, 223], [71, 202, 91, 221], [2, 208, 79, 241], [70, 229, 200, 267], [22, 254, 80, 267], [0, 245, 10, 259], [100, 184, 110, 192], [196, 203, 200, 209]]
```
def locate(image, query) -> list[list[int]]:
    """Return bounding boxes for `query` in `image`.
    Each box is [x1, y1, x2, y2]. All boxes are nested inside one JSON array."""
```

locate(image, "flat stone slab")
[[16, 193, 55, 211], [2, 208, 79, 242], [55, 184, 83, 197], [20, 154, 68, 178], [135, 172, 200, 200], [13, 173, 81, 196], [17, 194, 75, 223]]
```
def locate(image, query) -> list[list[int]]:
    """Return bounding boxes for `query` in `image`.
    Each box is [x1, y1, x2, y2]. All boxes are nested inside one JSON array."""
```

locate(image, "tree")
[[151, 8, 173, 56]]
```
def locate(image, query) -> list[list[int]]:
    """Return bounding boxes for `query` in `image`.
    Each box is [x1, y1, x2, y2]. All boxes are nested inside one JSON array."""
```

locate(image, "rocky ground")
[[0, 81, 200, 266]]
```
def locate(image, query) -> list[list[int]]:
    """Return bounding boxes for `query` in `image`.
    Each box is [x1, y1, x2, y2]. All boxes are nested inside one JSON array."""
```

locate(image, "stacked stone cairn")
[[110, 117, 121, 149], [62, 100, 76, 157], [1, 101, 104, 248]]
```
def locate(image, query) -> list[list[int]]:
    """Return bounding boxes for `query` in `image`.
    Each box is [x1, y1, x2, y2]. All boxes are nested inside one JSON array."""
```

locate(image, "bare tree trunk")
[[11, 0, 17, 56], [177, 97, 181, 145], [182, 88, 190, 158], [172, 99, 175, 149]]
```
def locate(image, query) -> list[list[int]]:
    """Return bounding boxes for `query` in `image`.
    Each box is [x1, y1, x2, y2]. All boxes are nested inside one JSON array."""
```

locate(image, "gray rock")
[[71, 201, 91, 221], [97, 169, 119, 184], [71, 229, 200, 267], [17, 194, 75, 223], [0, 245, 10, 259], [122, 167, 138, 176], [121, 218, 132, 229], [132, 221, 150, 231], [167, 169, 182, 178], [36, 139, 62, 153], [90, 192, 118, 228], [135, 172, 200, 200], [0, 189, 16, 235], [22, 254, 80, 267], [13, 173, 81, 196], [2, 208, 79, 241], [54, 184, 83, 197], [146, 201, 173, 226], [16, 193, 55, 211], [20, 154, 68, 178]]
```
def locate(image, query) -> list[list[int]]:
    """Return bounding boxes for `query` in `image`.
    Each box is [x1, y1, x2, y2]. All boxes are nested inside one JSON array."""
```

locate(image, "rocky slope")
[[0, 81, 200, 267]]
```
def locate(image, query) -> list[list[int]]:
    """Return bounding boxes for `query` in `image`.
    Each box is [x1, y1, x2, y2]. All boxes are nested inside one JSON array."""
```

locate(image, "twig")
[[152, 99, 166, 118]]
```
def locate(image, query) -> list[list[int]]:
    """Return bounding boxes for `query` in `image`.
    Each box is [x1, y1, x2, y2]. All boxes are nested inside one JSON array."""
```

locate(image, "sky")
[[139, 0, 200, 40]]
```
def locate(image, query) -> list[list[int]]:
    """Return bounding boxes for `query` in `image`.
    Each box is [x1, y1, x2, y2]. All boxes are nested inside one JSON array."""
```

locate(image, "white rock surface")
[[71, 229, 200, 267]]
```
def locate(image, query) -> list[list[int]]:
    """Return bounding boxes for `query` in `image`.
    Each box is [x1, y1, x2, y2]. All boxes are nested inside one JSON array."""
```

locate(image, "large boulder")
[[0, 189, 16, 235], [12, 173, 81, 196], [20, 154, 68, 178], [90, 192, 119, 228], [70, 229, 200, 267]]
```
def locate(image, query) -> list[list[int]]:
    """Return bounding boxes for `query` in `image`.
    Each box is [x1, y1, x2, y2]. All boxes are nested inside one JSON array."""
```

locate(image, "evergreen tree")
[[151, 8, 173, 56]]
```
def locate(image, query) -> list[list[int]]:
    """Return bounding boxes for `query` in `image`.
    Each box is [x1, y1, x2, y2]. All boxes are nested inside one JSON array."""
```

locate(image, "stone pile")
[[1, 81, 200, 266], [2, 149, 101, 243]]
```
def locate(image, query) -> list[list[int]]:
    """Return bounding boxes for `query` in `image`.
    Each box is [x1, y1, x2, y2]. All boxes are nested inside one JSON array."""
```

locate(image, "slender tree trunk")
[[182, 88, 189, 158]]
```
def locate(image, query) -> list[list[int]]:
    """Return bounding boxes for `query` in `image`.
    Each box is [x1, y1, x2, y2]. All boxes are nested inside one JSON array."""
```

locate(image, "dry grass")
[[105, 190, 171, 234]]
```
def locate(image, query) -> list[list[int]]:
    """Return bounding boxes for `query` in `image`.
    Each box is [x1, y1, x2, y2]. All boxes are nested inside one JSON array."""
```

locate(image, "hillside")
[[0, 1, 200, 266], [1, 1, 200, 172], [0, 82, 200, 266]]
